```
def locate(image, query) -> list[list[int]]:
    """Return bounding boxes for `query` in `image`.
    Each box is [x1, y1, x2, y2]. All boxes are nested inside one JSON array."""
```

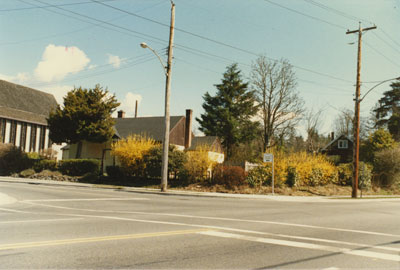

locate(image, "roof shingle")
[[0, 80, 58, 124]]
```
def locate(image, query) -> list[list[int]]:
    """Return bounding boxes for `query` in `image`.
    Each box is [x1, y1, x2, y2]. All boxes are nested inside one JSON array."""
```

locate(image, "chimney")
[[184, 109, 193, 149], [331, 132, 334, 141], [117, 110, 125, 118], [135, 100, 138, 118]]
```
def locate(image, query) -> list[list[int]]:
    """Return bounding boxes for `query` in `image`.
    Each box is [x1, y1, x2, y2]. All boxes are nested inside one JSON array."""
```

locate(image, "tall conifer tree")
[[196, 64, 259, 158], [374, 80, 400, 141]]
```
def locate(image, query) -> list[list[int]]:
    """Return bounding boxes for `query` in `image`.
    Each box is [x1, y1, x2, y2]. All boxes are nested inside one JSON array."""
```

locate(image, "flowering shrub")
[[183, 145, 215, 183], [111, 135, 157, 176], [247, 151, 337, 187], [246, 165, 271, 187]]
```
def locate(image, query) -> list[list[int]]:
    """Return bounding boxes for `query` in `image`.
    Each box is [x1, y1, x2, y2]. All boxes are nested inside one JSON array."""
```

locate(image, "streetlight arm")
[[140, 43, 167, 76], [359, 76, 400, 103]]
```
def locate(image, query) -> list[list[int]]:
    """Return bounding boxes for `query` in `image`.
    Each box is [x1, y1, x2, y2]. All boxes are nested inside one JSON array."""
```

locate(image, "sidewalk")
[[1, 176, 400, 204]]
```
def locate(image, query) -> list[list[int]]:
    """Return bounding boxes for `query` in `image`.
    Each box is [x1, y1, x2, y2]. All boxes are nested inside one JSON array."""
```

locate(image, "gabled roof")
[[321, 134, 353, 151], [188, 136, 219, 151], [0, 80, 58, 125], [114, 116, 184, 141]]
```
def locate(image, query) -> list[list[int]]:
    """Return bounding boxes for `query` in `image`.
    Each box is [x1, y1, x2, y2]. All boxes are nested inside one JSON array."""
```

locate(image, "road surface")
[[0, 178, 399, 269]]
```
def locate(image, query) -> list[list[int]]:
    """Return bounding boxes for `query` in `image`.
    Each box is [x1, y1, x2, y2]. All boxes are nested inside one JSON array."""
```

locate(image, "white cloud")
[[39, 85, 72, 105], [0, 72, 30, 84], [88, 64, 97, 70], [34, 44, 90, 82], [107, 54, 125, 68], [115, 92, 143, 117]]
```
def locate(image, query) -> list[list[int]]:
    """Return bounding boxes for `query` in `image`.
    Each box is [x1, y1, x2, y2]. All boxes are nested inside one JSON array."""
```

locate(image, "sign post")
[[263, 153, 274, 195]]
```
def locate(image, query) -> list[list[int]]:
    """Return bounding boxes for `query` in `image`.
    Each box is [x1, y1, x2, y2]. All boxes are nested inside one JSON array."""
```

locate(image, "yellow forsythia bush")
[[184, 145, 215, 182], [111, 135, 157, 176], [265, 150, 337, 187]]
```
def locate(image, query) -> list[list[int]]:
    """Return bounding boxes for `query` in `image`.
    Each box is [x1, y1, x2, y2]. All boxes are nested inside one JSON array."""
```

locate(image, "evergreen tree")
[[373, 80, 400, 140], [196, 64, 259, 159], [47, 85, 120, 157]]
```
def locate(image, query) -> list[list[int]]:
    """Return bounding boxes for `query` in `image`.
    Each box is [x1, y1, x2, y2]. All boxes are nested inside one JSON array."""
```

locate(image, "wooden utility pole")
[[160, 1, 175, 192], [346, 23, 376, 198]]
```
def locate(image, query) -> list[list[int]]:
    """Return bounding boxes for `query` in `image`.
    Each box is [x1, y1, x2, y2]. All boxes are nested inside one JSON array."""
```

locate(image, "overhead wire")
[[0, 0, 116, 12], [15, 0, 355, 87], [263, 0, 347, 30], [32, 0, 167, 46], [2, 0, 165, 47], [302, 0, 374, 25], [371, 32, 400, 55], [90, 0, 354, 84], [364, 41, 400, 69], [30, 52, 162, 88]]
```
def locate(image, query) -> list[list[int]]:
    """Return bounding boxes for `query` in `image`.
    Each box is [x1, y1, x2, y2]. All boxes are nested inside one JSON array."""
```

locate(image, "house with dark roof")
[[0, 80, 58, 155], [320, 133, 353, 163], [62, 109, 225, 171], [61, 109, 223, 170]]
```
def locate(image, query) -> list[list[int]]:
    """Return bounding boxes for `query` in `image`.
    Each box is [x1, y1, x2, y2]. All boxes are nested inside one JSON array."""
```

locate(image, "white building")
[[0, 80, 60, 158]]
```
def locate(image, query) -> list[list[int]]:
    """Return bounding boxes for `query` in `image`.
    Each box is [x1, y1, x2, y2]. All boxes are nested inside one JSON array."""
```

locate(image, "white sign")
[[263, 153, 273, 162]]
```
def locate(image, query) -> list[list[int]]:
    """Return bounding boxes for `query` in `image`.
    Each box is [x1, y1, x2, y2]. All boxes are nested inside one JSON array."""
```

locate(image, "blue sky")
[[1, 0, 400, 136]]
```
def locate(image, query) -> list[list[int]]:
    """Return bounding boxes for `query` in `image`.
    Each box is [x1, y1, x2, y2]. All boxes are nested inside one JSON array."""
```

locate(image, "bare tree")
[[334, 108, 353, 138], [250, 56, 304, 151], [304, 108, 325, 152], [334, 108, 369, 140]]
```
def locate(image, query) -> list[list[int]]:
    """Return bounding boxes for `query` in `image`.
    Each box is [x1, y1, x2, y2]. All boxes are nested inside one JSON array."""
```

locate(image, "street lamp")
[[140, 2, 175, 192], [352, 76, 400, 198]]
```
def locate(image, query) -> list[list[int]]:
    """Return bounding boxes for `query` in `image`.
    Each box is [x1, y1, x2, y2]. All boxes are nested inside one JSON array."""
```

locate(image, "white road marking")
[[0, 207, 33, 214], [12, 203, 400, 256], [199, 231, 400, 262], [23, 198, 149, 202], [0, 218, 83, 224], [22, 201, 400, 238]]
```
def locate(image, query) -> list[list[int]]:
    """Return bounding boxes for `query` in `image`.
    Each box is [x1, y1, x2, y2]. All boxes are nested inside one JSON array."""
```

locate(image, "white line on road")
[[10, 203, 400, 257], [22, 201, 400, 238], [0, 207, 33, 214], [0, 218, 83, 224], [199, 231, 400, 262], [23, 198, 149, 202]]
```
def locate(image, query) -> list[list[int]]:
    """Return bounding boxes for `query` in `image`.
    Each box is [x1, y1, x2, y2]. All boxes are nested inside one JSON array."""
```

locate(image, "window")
[[0, 118, 5, 143], [39, 126, 46, 151], [20, 123, 27, 151], [338, 140, 348, 149], [9, 120, 17, 145], [30, 124, 37, 152]]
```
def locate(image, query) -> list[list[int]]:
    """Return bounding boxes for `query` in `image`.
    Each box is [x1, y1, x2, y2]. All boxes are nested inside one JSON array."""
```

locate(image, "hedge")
[[58, 159, 100, 176]]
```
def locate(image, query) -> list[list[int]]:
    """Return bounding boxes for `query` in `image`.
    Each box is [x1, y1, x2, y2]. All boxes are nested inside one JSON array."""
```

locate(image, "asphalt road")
[[0, 178, 399, 269]]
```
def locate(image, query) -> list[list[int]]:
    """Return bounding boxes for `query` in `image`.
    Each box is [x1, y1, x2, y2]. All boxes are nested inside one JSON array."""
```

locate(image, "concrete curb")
[[1, 176, 400, 203]]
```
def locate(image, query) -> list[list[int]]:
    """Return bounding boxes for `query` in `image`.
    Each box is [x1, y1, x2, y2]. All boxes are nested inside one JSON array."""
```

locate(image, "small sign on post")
[[263, 153, 274, 195]]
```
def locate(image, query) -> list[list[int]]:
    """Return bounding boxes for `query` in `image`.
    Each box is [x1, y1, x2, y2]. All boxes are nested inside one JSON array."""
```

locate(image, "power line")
[[32, 0, 167, 46], [91, 0, 354, 83], [91, 0, 260, 57], [263, 0, 347, 30], [27, 0, 354, 84], [364, 41, 400, 69], [0, 0, 116, 12], [371, 32, 400, 55], [2, 0, 165, 47], [380, 28, 400, 48], [302, 0, 374, 25], [30, 53, 160, 88]]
